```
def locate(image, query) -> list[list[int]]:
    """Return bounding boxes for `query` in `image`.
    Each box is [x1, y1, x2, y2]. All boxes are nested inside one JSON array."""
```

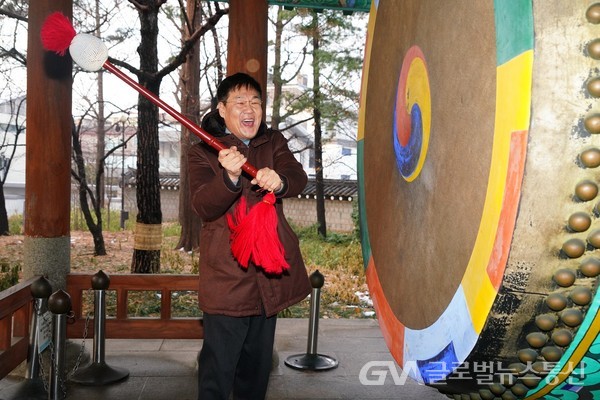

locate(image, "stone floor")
[[0, 318, 449, 400]]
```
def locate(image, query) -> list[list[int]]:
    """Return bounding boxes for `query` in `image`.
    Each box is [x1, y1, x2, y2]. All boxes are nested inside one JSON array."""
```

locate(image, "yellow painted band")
[[357, 1, 377, 142], [461, 50, 533, 333]]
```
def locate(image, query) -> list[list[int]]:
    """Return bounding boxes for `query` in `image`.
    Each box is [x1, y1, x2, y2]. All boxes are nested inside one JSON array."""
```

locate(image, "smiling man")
[[188, 73, 311, 400]]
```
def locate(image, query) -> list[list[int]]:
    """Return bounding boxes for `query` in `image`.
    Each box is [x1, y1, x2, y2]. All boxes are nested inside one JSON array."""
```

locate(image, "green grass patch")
[[8, 214, 23, 235], [0, 260, 20, 291]]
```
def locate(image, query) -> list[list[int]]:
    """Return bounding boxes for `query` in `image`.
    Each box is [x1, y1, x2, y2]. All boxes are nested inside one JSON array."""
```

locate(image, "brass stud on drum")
[[546, 292, 568, 311], [567, 212, 592, 232], [535, 314, 558, 331], [507, 362, 527, 376], [560, 308, 584, 327], [574, 179, 598, 201], [553, 268, 577, 287], [551, 328, 574, 347], [561, 238, 586, 258], [570, 286, 593, 306], [586, 3, 600, 24], [579, 147, 600, 166], [586, 78, 600, 99], [499, 372, 516, 387], [532, 361, 551, 376], [488, 382, 506, 396], [586, 39, 600, 60], [517, 348, 538, 364], [526, 332, 549, 348], [587, 229, 600, 248], [520, 374, 541, 388], [510, 383, 530, 397], [540, 345, 564, 362], [579, 257, 600, 277]]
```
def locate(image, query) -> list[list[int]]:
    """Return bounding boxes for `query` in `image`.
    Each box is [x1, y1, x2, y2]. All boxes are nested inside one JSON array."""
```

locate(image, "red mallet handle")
[[102, 61, 259, 178]]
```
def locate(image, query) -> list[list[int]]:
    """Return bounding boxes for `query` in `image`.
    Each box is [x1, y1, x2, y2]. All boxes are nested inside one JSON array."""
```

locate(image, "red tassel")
[[40, 12, 77, 56], [227, 196, 254, 269], [227, 192, 289, 275]]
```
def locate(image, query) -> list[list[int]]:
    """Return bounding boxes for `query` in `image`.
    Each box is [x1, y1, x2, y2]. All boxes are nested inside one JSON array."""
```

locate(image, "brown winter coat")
[[188, 110, 311, 317]]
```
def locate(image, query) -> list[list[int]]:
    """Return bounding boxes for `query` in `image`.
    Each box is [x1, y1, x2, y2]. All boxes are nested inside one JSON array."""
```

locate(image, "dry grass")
[[0, 223, 374, 319]]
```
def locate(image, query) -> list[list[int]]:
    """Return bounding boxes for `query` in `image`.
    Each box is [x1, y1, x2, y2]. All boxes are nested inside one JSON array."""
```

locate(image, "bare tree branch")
[[0, 7, 27, 22]]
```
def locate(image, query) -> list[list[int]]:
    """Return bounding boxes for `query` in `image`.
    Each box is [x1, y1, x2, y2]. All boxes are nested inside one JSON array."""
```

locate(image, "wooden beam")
[[227, 0, 268, 104], [25, 1, 73, 238]]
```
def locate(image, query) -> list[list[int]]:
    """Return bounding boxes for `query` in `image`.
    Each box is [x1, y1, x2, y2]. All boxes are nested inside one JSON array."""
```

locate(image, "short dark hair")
[[217, 73, 263, 103]]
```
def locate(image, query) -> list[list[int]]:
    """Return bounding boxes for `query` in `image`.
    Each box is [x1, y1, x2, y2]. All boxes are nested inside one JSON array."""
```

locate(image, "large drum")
[[358, 1, 600, 399]]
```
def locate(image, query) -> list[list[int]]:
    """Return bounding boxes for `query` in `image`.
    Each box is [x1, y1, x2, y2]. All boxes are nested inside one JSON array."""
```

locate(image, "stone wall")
[[283, 197, 356, 233], [124, 188, 357, 233]]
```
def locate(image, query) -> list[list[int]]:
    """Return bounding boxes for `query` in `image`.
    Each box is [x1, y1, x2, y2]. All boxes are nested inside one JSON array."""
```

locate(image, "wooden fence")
[[0, 277, 34, 379], [66, 273, 203, 339], [0, 273, 202, 381]]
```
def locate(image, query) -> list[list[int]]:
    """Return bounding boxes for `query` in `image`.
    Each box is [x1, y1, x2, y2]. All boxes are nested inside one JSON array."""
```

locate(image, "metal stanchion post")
[[4, 276, 52, 400], [48, 290, 71, 400], [70, 270, 129, 385], [284, 270, 338, 371]]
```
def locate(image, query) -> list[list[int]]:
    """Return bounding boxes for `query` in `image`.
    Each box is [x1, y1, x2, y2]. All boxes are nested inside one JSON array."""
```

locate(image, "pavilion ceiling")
[[211, 0, 371, 13]]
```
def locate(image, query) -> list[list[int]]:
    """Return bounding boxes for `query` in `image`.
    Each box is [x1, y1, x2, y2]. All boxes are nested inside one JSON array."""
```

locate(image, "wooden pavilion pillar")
[[227, 0, 268, 102], [24, 1, 73, 290]]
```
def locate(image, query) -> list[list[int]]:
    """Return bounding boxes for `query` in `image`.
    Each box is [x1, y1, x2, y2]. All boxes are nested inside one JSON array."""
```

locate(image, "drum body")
[[358, 1, 600, 398]]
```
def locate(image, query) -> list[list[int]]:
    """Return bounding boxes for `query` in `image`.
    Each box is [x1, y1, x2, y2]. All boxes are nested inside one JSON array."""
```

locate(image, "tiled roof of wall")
[[299, 179, 357, 201], [126, 174, 358, 202]]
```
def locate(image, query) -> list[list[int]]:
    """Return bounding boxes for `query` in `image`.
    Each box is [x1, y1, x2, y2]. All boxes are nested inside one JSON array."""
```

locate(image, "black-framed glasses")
[[224, 98, 262, 109]]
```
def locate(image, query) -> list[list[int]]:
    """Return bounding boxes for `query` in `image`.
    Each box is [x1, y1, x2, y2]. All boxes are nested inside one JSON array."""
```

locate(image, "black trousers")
[[197, 312, 277, 400]]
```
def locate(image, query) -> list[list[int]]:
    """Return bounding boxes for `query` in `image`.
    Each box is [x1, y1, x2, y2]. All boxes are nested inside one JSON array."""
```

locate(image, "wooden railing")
[[0, 273, 202, 380], [66, 273, 203, 339], [0, 276, 35, 379]]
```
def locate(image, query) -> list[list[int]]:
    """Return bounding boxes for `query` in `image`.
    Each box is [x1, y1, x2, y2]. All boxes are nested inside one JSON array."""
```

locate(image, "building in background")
[[0, 96, 26, 216], [0, 73, 358, 231]]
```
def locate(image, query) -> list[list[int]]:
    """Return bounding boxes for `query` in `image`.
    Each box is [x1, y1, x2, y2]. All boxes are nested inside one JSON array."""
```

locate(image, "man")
[[188, 72, 311, 400]]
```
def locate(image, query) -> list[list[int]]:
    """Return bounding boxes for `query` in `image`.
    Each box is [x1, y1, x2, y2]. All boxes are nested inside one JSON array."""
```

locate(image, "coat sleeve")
[[271, 130, 308, 198], [188, 143, 241, 221]]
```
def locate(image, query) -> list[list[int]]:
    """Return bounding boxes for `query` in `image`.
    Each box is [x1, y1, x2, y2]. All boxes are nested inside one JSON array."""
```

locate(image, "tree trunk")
[[72, 121, 107, 256], [176, 0, 202, 252], [312, 12, 327, 238], [95, 0, 106, 208], [131, 3, 162, 273], [0, 184, 8, 235], [270, 7, 285, 129]]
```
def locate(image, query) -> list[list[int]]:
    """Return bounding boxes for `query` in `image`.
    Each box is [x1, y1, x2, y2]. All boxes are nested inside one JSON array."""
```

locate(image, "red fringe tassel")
[[40, 12, 77, 56], [227, 192, 289, 275]]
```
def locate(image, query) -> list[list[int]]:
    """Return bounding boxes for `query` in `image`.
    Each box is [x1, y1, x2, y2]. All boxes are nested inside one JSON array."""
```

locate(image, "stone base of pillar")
[[23, 236, 70, 291]]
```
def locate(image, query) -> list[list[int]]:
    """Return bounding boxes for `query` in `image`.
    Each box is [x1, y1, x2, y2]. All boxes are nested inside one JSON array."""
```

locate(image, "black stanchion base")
[[1, 377, 47, 400], [284, 353, 339, 371], [70, 362, 129, 386]]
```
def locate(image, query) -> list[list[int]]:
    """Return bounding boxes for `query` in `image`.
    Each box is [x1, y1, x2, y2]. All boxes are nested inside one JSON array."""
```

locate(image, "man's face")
[[217, 86, 263, 141]]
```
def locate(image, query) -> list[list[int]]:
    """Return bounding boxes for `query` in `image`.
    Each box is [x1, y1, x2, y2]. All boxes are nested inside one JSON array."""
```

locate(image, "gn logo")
[[358, 361, 419, 386]]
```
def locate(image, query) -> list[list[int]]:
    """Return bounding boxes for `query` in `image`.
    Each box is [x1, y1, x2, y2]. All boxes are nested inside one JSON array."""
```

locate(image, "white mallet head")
[[69, 33, 108, 72]]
